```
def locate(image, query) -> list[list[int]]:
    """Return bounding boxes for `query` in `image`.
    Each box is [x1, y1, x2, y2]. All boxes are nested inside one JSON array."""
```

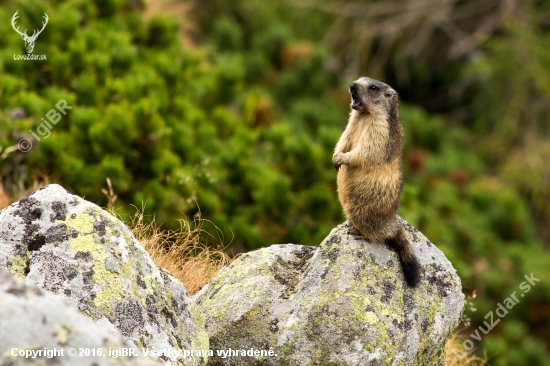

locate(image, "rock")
[[194, 219, 464, 365], [0, 184, 208, 366], [0, 269, 163, 366]]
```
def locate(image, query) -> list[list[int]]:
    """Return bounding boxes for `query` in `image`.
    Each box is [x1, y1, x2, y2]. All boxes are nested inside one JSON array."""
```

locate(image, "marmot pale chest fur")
[[332, 76, 421, 287]]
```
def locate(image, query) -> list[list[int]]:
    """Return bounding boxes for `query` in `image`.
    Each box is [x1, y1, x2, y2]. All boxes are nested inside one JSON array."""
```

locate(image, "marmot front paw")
[[332, 152, 345, 171]]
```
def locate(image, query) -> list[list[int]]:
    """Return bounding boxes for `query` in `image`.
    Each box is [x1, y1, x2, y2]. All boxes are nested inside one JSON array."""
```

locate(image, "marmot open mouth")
[[351, 93, 362, 110]]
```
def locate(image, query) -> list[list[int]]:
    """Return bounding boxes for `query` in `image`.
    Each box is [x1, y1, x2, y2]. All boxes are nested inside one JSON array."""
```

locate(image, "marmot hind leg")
[[349, 215, 421, 287], [386, 229, 421, 287]]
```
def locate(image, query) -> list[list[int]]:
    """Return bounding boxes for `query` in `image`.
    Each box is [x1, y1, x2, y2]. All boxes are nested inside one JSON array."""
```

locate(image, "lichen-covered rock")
[[0, 270, 163, 366], [194, 219, 464, 365], [0, 184, 208, 366]]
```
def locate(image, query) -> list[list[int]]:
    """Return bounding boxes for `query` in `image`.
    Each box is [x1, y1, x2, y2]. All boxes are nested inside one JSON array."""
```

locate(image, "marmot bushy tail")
[[386, 231, 421, 287], [332, 76, 421, 287]]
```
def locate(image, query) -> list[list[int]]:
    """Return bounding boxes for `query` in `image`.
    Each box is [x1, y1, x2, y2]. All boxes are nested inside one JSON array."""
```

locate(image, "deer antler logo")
[[11, 11, 49, 54]]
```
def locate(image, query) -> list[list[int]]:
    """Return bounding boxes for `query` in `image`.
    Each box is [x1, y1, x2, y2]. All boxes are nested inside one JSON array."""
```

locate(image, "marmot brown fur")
[[332, 76, 421, 287]]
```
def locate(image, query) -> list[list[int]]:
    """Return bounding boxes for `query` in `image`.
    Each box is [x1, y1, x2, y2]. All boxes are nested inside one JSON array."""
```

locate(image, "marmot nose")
[[349, 83, 357, 94]]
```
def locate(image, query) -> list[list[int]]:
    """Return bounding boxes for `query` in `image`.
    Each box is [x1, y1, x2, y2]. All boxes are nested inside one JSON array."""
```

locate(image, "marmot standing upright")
[[332, 76, 421, 287]]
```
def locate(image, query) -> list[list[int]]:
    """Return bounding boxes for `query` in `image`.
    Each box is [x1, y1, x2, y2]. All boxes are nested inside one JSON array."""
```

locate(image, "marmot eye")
[[369, 85, 378, 91]]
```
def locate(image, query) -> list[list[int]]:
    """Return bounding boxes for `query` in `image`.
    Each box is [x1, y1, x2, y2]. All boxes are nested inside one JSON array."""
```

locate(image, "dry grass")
[[445, 329, 489, 366], [125, 208, 231, 296], [1, 176, 230, 296], [3, 178, 485, 362], [101, 178, 231, 295]]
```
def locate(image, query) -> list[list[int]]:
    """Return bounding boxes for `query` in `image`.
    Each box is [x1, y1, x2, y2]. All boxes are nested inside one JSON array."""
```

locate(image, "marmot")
[[332, 76, 421, 287]]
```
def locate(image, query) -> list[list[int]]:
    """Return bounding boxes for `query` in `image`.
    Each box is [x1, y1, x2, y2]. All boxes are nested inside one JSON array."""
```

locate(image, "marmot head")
[[349, 77, 397, 116]]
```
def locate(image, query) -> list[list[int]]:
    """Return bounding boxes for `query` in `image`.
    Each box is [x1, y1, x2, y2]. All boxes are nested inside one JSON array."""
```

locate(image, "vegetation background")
[[0, 0, 549, 364]]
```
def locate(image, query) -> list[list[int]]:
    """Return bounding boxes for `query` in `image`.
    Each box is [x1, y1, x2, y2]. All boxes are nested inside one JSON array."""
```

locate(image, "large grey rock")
[[0, 269, 163, 366], [194, 219, 464, 365], [0, 184, 208, 365]]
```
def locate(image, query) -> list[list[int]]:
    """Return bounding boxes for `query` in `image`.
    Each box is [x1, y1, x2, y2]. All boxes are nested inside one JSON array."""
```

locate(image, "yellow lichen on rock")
[[194, 221, 463, 366], [9, 254, 28, 279]]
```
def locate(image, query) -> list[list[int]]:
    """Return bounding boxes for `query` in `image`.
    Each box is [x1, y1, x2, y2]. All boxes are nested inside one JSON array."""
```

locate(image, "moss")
[[135, 337, 145, 349], [247, 305, 262, 318], [259, 248, 272, 259], [54, 324, 71, 345], [132, 282, 140, 301], [415, 295, 446, 362], [200, 259, 270, 323], [314, 289, 345, 308], [201, 223, 460, 365], [193, 307, 206, 329], [63, 210, 94, 234], [278, 339, 296, 365], [120, 261, 132, 278], [284, 320, 299, 331], [309, 349, 344, 366], [141, 274, 156, 296], [183, 293, 211, 362], [2, 190, 209, 364], [248, 284, 261, 298], [63, 212, 125, 315], [192, 329, 209, 353], [347, 292, 372, 323], [211, 302, 228, 322], [90, 261, 122, 312], [10, 253, 29, 279], [375, 319, 393, 363], [283, 232, 414, 363]]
